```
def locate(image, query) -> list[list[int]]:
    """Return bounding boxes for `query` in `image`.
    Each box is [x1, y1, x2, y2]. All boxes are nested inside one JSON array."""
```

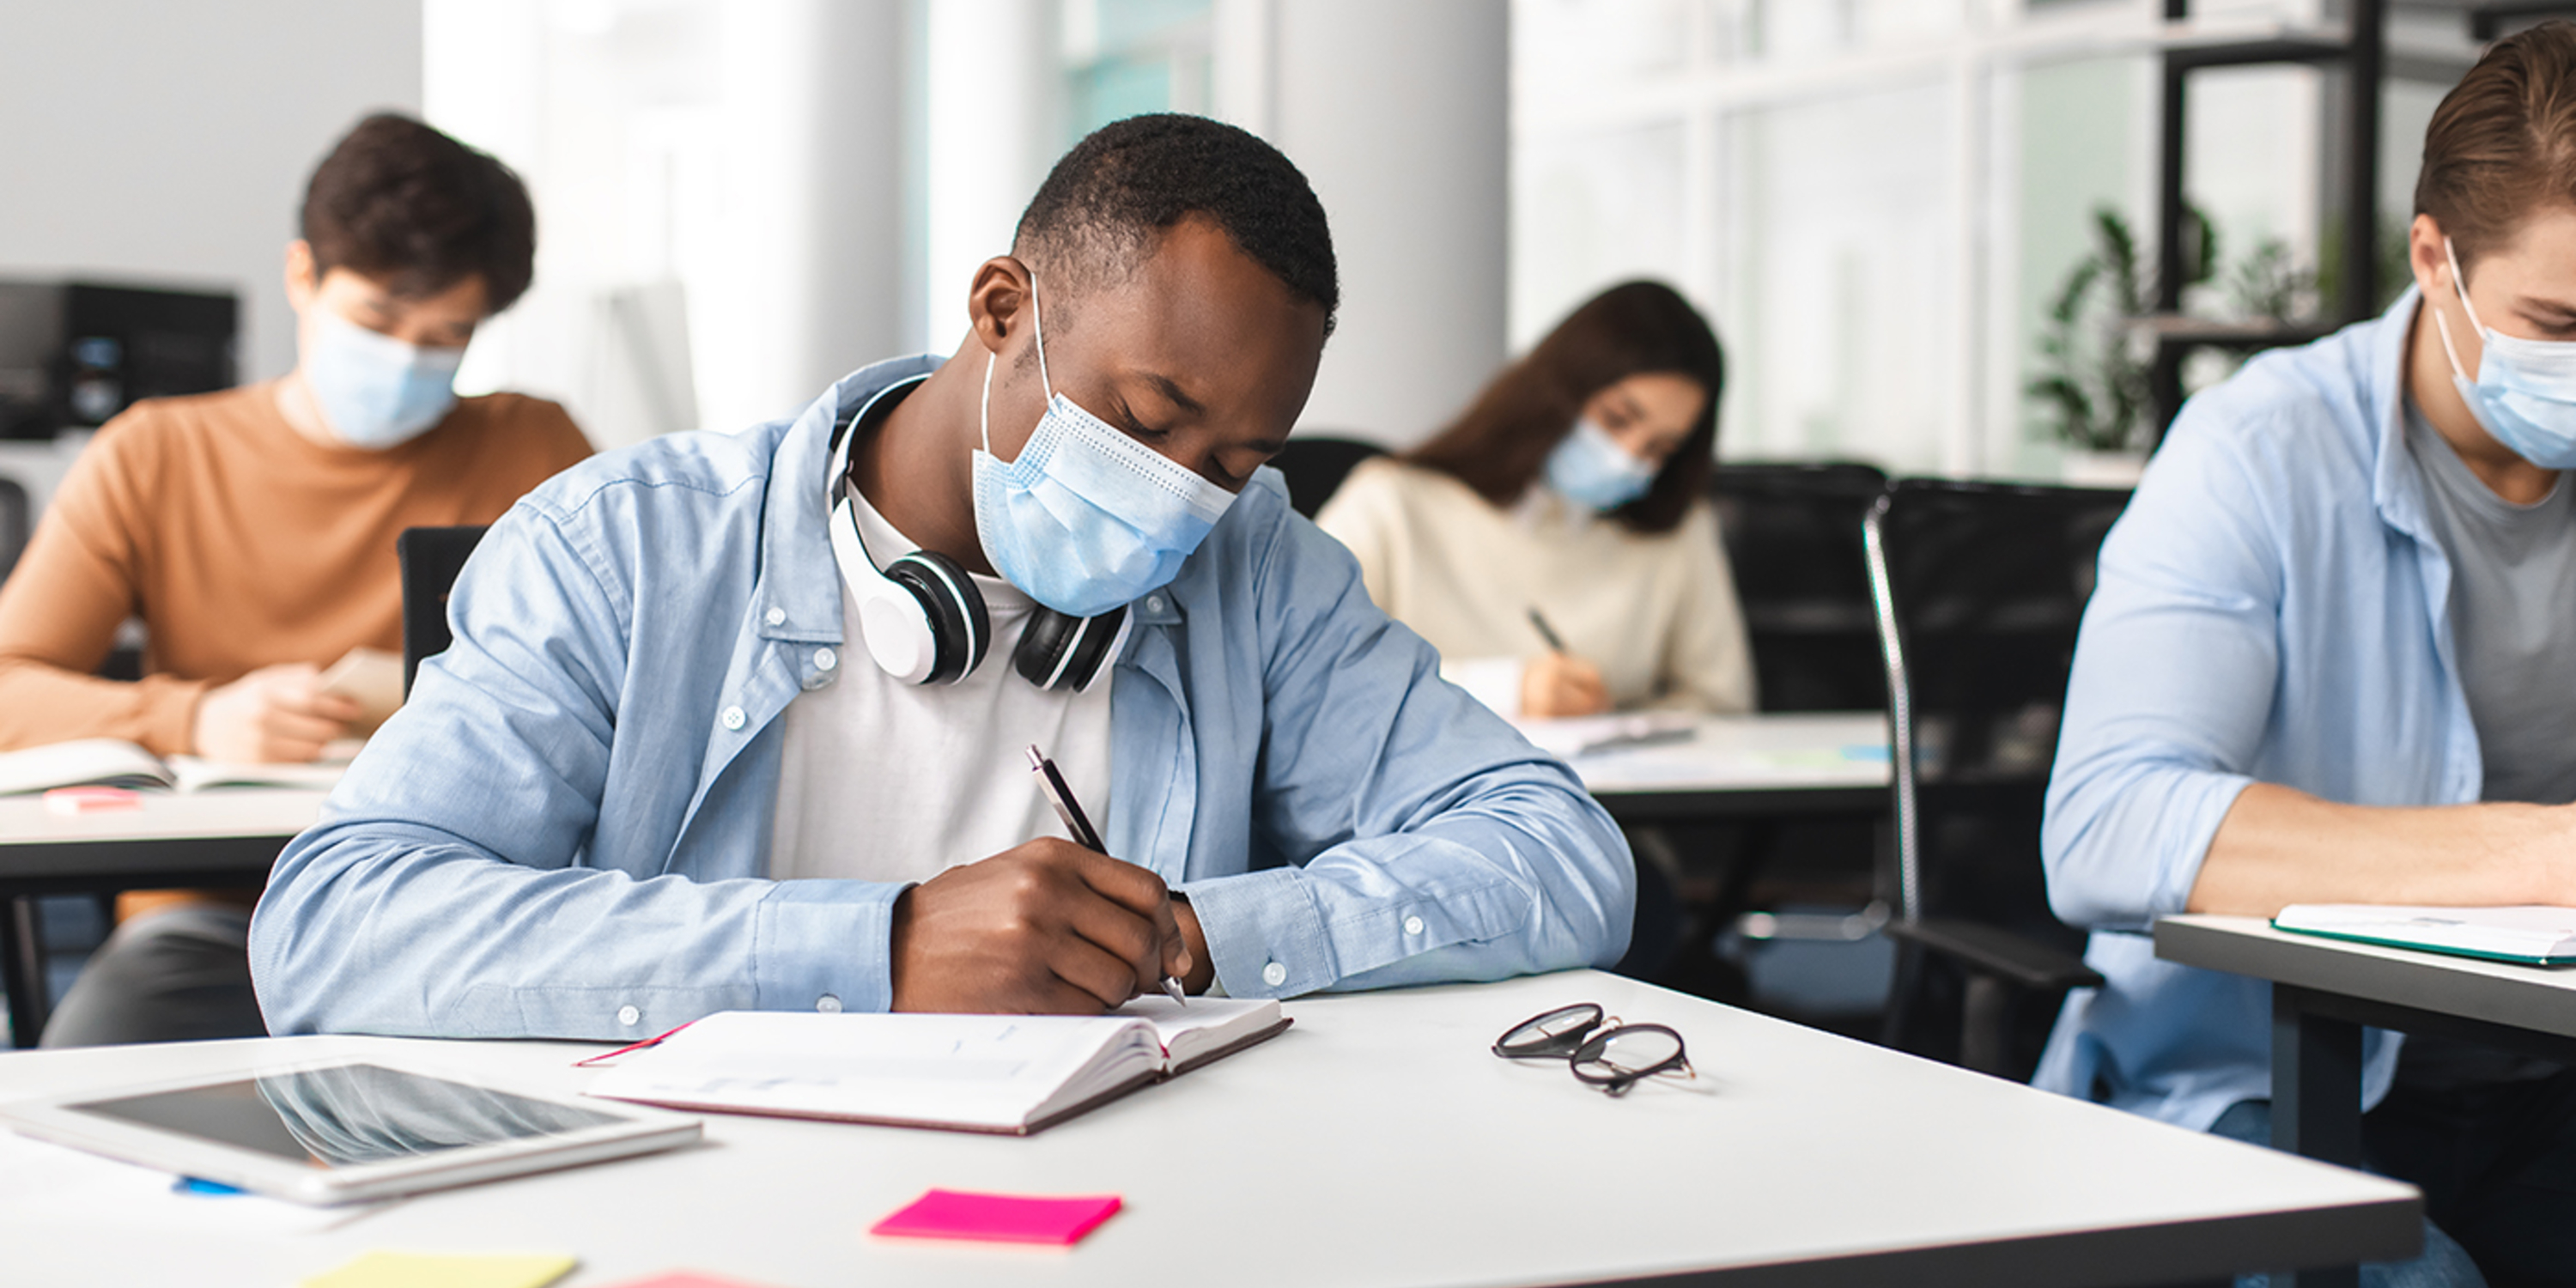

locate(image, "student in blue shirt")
[[2043, 25, 2576, 1288], [249, 114, 1633, 1035]]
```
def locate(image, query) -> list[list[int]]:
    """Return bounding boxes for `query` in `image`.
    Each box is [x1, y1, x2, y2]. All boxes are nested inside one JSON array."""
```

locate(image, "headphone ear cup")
[[884, 551, 989, 683], [1014, 605, 1128, 693], [1012, 610, 1076, 690]]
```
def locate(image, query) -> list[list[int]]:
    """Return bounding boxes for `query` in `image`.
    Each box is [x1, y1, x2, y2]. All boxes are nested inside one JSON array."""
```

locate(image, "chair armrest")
[[1886, 917, 2104, 993]]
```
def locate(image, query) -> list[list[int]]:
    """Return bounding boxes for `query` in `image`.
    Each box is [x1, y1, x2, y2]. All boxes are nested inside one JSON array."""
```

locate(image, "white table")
[[0, 969, 2416, 1287], [0, 789, 326, 881], [0, 788, 326, 1045], [1568, 712, 1890, 823], [2156, 914, 2576, 1288]]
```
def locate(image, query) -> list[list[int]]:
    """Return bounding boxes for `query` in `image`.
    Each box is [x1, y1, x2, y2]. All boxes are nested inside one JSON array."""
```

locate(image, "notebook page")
[[1112, 996, 1285, 1067], [0, 738, 174, 795], [167, 756, 349, 793], [2275, 904, 2576, 961], [582, 1012, 1160, 1131]]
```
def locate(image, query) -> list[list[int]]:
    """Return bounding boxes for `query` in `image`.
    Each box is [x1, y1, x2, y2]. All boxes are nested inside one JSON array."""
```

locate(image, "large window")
[[1512, 0, 2474, 477], [1063, 0, 1214, 140]]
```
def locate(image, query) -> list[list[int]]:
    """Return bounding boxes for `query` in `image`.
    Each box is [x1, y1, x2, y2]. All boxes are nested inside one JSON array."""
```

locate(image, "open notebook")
[[1512, 711, 1699, 760], [2273, 904, 2576, 967], [580, 996, 1289, 1135], [0, 738, 351, 796]]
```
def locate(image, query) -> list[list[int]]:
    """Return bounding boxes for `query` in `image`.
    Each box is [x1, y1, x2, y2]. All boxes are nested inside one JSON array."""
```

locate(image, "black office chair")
[[0, 476, 29, 583], [1656, 465, 1892, 1011], [1270, 434, 1386, 519], [1865, 479, 2127, 1079], [398, 526, 488, 699], [1708, 462, 1890, 713]]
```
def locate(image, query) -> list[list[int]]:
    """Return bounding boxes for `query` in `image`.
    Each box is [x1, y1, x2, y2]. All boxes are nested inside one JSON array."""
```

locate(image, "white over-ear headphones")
[[825, 377, 1131, 692]]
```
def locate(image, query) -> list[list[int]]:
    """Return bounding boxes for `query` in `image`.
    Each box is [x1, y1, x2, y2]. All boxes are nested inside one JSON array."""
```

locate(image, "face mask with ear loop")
[[1543, 416, 1659, 512], [2433, 237, 2576, 469], [302, 310, 465, 450], [970, 275, 1239, 620]]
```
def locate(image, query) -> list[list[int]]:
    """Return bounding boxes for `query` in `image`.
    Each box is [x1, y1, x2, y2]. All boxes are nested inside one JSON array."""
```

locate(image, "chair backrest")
[[1865, 479, 2128, 928], [398, 526, 489, 699], [1271, 434, 1388, 519], [1708, 462, 1890, 712], [0, 477, 27, 584], [1864, 479, 2129, 1072]]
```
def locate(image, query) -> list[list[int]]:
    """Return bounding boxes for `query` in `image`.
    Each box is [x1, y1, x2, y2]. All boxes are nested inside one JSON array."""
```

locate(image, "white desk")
[[2156, 914, 2576, 1288], [0, 788, 325, 1046], [0, 789, 326, 877], [1569, 712, 1889, 823], [0, 969, 2415, 1287]]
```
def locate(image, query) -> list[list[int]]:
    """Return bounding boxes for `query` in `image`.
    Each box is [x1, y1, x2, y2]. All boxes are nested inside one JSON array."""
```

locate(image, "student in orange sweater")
[[0, 113, 592, 1047]]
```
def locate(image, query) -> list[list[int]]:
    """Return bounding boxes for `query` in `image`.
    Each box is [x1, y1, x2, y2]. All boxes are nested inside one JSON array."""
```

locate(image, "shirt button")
[[816, 993, 842, 1013], [763, 606, 786, 627], [720, 705, 746, 731], [616, 1004, 641, 1027], [1403, 915, 1425, 936], [1261, 961, 1287, 988], [1146, 596, 1165, 613], [814, 647, 837, 671]]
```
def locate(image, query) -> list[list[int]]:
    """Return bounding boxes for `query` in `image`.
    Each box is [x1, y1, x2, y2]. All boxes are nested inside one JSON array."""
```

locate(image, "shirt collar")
[[755, 354, 945, 642], [2369, 286, 2441, 547]]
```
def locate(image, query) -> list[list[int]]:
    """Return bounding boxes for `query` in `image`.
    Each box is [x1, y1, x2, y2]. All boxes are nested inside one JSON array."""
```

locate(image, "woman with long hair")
[[1317, 280, 1751, 719]]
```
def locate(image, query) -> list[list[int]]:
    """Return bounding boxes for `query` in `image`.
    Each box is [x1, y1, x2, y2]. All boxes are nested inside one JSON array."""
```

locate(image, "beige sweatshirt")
[[1315, 457, 1754, 716]]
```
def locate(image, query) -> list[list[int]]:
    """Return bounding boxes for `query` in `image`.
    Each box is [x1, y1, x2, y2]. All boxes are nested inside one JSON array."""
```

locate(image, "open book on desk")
[[0, 738, 352, 797], [1512, 711, 1698, 760], [2274, 904, 2576, 967], [581, 996, 1289, 1135]]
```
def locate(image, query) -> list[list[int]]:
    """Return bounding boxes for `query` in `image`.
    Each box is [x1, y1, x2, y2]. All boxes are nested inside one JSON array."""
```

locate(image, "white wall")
[[425, 0, 909, 447], [920, 0, 1060, 354], [0, 0, 425, 387], [1264, 1, 1510, 446]]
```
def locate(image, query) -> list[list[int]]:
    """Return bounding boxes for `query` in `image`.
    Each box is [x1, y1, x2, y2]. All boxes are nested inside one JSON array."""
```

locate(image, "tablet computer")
[[0, 1057, 701, 1205]]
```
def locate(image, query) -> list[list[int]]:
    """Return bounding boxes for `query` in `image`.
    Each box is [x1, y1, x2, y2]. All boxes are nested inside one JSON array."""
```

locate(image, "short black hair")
[[1014, 113, 1338, 337], [300, 112, 538, 313]]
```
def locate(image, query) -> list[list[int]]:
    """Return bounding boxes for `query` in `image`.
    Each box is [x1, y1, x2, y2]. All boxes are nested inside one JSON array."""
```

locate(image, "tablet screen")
[[67, 1064, 626, 1168]]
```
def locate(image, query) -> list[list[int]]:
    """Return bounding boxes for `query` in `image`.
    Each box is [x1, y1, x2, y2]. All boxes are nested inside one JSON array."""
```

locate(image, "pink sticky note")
[[869, 1188, 1123, 1247], [45, 786, 142, 815], [590, 1275, 785, 1288]]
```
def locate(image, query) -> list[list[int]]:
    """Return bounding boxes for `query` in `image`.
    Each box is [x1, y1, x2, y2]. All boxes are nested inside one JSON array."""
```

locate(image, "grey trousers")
[[39, 904, 266, 1048]]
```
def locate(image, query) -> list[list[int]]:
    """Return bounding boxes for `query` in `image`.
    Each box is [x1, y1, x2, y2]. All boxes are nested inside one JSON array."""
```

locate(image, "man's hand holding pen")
[[886, 839, 1206, 1013]]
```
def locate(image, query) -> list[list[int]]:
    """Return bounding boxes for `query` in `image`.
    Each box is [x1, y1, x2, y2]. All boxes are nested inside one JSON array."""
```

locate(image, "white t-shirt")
[[767, 486, 1115, 884]]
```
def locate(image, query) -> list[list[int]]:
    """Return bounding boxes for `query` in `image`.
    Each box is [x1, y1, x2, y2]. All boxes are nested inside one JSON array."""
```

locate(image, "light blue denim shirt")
[[250, 357, 1635, 1039], [2037, 289, 2472, 1132]]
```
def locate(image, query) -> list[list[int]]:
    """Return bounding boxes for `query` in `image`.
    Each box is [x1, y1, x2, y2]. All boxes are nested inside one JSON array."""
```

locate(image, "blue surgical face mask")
[[971, 279, 1238, 618], [2434, 237, 2576, 469], [1544, 416, 1658, 512], [302, 310, 465, 450]]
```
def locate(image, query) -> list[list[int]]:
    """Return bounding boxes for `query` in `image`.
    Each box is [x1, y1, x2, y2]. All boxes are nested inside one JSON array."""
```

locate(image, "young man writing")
[[251, 114, 1632, 1034], [0, 113, 590, 1047], [2043, 25, 2576, 1286]]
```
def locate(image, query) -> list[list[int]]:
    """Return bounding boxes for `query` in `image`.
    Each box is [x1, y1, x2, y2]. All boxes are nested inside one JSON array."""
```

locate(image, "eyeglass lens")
[[1571, 1026, 1687, 1093], [1495, 1004, 1604, 1059]]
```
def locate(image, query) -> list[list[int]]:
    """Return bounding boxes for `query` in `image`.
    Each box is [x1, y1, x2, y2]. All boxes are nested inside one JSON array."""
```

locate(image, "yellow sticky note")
[[300, 1251, 580, 1288]]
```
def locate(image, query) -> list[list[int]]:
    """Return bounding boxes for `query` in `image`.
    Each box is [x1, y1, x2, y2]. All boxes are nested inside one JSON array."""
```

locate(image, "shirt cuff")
[[2152, 770, 2259, 920], [1177, 867, 1332, 999], [1443, 655, 1525, 719], [753, 878, 905, 1013]]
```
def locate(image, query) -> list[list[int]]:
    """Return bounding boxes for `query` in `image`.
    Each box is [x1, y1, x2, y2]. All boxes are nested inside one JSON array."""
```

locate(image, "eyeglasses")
[[1492, 1003, 1693, 1097]]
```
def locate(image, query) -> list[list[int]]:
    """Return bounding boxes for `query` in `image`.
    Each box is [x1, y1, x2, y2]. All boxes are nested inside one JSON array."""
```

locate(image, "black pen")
[[1028, 744, 1186, 1006], [1528, 607, 1569, 653]]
